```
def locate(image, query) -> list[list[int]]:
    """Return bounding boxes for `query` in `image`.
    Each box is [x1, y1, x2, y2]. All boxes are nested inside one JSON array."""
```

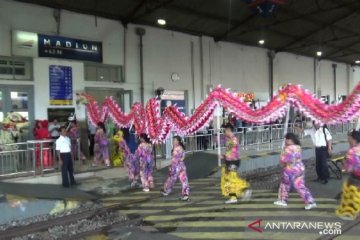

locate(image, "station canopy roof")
[[16, 0, 360, 64]]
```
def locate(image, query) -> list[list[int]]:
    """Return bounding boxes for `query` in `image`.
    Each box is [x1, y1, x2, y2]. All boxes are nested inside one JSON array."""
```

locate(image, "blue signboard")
[[39, 34, 102, 62], [49, 65, 73, 105], [161, 99, 186, 114]]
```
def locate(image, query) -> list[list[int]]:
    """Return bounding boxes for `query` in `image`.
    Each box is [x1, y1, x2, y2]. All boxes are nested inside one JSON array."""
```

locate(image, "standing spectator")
[[34, 120, 53, 168], [68, 121, 85, 161], [48, 119, 60, 140], [56, 126, 77, 188], [302, 122, 332, 184]]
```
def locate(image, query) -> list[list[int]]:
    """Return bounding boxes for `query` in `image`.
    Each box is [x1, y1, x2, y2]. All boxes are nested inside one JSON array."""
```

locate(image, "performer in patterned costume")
[[274, 133, 317, 210], [111, 130, 125, 167], [336, 130, 360, 220], [221, 124, 251, 204], [120, 133, 139, 187], [93, 125, 110, 167], [135, 134, 154, 192], [161, 136, 190, 201]]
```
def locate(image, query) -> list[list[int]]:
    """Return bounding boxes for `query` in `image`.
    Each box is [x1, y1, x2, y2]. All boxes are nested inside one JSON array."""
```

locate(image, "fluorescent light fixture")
[[157, 19, 166, 25], [258, 39, 265, 45], [355, 60, 360, 64], [316, 51, 322, 57]]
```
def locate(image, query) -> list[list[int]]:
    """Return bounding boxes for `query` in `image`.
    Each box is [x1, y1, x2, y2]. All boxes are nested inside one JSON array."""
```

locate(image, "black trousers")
[[315, 147, 329, 180], [89, 134, 95, 156], [225, 160, 240, 170], [60, 152, 76, 187]]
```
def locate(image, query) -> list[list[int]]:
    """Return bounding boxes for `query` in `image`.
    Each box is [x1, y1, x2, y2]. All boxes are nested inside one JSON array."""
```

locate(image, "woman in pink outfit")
[[161, 136, 190, 201], [135, 134, 154, 192]]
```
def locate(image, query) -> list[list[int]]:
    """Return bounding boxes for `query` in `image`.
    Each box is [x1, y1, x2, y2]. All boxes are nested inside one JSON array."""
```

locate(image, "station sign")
[[38, 34, 103, 62], [12, 30, 103, 62]]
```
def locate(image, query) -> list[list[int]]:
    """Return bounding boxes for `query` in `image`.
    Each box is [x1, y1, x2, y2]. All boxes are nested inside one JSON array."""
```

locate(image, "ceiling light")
[[316, 51, 322, 57], [258, 39, 265, 45], [355, 60, 360, 64], [157, 19, 166, 25]]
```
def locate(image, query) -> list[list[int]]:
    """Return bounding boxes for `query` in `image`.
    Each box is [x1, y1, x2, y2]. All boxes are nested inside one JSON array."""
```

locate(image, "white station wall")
[[33, 58, 85, 120], [0, 0, 357, 120], [274, 53, 314, 92]]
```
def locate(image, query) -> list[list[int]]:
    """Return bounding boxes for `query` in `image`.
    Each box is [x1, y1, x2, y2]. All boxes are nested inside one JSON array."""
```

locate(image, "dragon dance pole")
[[356, 117, 360, 131], [281, 104, 291, 149], [216, 103, 221, 167]]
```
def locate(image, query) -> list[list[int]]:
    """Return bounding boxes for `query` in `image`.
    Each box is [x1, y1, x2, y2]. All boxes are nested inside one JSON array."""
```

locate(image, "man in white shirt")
[[304, 122, 332, 184], [56, 126, 76, 187], [48, 119, 60, 139]]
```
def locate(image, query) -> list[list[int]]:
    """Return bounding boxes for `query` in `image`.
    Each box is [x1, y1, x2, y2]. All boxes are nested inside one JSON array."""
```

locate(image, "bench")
[[328, 156, 344, 179]]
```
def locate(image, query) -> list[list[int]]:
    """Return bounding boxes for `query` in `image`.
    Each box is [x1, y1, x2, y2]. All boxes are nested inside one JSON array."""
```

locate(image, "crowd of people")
[[3, 112, 359, 221]]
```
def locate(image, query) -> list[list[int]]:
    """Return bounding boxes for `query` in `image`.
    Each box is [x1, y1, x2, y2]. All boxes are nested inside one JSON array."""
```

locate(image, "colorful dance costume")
[[221, 134, 250, 201], [68, 126, 85, 160], [135, 142, 154, 189], [277, 145, 315, 205], [336, 144, 360, 220], [94, 130, 110, 167], [120, 137, 139, 184], [163, 146, 190, 196], [111, 130, 125, 167]]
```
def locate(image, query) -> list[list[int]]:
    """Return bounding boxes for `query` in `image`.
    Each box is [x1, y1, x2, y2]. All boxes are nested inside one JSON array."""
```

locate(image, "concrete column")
[[347, 64, 353, 94], [332, 63, 337, 102], [268, 51, 275, 99]]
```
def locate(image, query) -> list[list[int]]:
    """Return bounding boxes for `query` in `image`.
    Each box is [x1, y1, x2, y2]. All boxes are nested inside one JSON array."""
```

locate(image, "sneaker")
[[273, 200, 287, 207], [305, 202, 317, 210], [160, 189, 169, 196], [242, 189, 252, 202], [337, 215, 355, 221], [130, 181, 137, 188], [142, 188, 150, 192], [180, 195, 189, 201], [225, 197, 238, 204]]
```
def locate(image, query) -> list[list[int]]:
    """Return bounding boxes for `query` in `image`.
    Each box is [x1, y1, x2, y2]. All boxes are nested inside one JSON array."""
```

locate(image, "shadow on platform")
[[0, 182, 96, 201], [158, 151, 218, 180]]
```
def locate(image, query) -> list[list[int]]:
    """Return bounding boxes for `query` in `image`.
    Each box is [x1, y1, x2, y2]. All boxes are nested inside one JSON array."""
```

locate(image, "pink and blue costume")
[[344, 144, 360, 177], [163, 146, 190, 196], [135, 143, 154, 189], [94, 131, 110, 166], [120, 138, 139, 183], [278, 144, 314, 204]]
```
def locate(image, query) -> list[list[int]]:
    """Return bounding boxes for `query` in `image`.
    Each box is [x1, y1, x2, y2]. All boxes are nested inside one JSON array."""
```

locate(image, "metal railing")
[[0, 138, 83, 178], [0, 121, 356, 177], [160, 121, 356, 156], [0, 142, 33, 177]]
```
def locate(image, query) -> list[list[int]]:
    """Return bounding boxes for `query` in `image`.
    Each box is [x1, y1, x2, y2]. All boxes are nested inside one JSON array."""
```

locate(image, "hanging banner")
[[38, 34, 102, 62], [49, 65, 73, 105]]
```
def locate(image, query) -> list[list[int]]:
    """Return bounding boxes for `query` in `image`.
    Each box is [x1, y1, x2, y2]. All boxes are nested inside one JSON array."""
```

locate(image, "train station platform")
[[1, 133, 358, 239]]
